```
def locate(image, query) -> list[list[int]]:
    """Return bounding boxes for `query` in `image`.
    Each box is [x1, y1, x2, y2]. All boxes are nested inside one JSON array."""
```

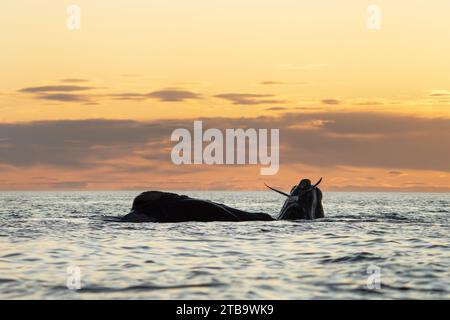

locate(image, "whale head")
[[266, 178, 324, 220]]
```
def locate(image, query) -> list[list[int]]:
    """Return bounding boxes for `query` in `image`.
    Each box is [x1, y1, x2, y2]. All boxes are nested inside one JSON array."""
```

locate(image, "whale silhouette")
[[121, 178, 324, 223]]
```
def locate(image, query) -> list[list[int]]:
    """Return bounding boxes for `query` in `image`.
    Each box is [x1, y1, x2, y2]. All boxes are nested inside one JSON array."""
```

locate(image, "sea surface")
[[0, 191, 448, 299]]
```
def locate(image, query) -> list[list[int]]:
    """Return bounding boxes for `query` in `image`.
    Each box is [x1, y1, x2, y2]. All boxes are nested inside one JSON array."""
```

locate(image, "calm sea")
[[0, 191, 448, 299]]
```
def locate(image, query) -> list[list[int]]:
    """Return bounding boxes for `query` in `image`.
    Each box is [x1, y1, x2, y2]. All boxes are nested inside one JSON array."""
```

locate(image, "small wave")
[[379, 283, 448, 294], [1, 253, 22, 258], [383, 213, 409, 220], [0, 278, 16, 284], [99, 216, 123, 222], [320, 252, 384, 264], [54, 282, 227, 294]]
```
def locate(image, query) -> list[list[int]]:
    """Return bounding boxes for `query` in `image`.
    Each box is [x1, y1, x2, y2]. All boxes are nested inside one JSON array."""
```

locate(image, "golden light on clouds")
[[0, 1, 449, 190]]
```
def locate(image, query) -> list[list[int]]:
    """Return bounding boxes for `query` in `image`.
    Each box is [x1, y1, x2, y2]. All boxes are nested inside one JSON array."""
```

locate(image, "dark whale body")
[[121, 191, 274, 222], [121, 178, 324, 223]]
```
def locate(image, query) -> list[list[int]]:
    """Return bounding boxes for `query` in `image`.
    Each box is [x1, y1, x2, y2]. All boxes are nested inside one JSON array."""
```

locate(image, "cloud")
[[1, 112, 449, 174], [147, 89, 201, 102], [19, 85, 95, 93], [18, 85, 96, 103], [0, 119, 169, 167], [259, 81, 286, 85], [214, 93, 285, 105], [278, 112, 450, 172], [388, 171, 404, 175], [321, 99, 340, 105], [97, 89, 202, 102], [36, 93, 90, 102], [352, 99, 385, 106], [18, 83, 203, 104], [428, 90, 450, 97], [47, 181, 89, 189], [107, 92, 148, 101]]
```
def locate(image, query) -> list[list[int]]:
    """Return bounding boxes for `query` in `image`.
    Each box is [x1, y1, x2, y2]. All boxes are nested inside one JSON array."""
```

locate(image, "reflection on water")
[[0, 191, 449, 299]]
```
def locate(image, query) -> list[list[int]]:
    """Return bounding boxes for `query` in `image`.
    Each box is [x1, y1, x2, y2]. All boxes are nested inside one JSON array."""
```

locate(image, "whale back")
[[122, 191, 274, 222]]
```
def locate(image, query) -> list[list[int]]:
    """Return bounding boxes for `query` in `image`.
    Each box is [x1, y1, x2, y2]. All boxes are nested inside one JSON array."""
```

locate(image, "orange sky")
[[0, 1, 449, 191]]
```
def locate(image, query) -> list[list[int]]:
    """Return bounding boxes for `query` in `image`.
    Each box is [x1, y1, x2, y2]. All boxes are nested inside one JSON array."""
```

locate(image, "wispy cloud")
[[147, 89, 202, 102], [106, 92, 149, 101], [106, 89, 202, 102], [428, 90, 450, 97], [351, 99, 385, 106], [19, 85, 95, 93], [60, 78, 89, 83], [37, 93, 90, 102], [321, 99, 341, 105], [388, 171, 404, 176], [18, 85, 95, 103], [17, 83, 203, 104], [214, 93, 285, 105]]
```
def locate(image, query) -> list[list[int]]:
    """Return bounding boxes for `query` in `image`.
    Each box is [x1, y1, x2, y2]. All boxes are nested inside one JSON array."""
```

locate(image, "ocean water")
[[0, 191, 448, 300]]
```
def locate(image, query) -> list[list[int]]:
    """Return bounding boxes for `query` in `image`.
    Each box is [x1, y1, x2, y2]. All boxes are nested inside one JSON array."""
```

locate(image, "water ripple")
[[0, 191, 449, 299]]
